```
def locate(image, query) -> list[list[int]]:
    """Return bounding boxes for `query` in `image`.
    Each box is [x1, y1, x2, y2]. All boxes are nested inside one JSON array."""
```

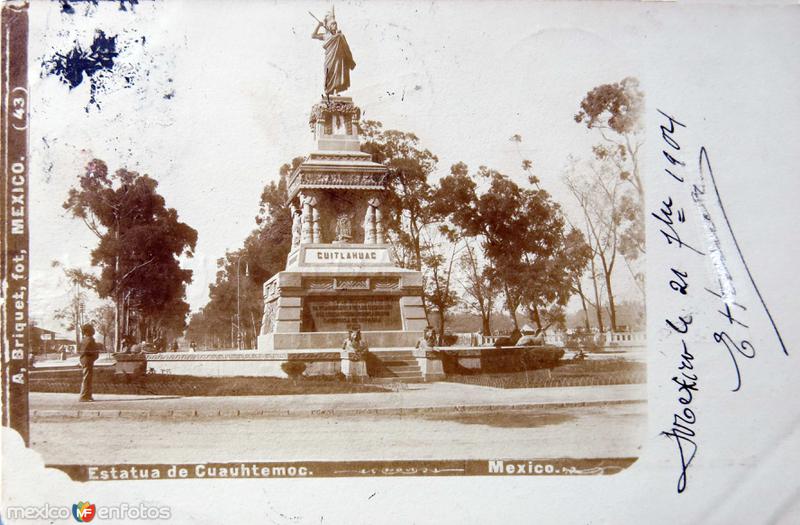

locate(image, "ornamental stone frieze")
[[309, 100, 361, 135]]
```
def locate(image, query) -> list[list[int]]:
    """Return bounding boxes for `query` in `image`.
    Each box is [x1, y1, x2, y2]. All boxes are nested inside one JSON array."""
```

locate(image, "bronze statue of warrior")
[[311, 9, 356, 95]]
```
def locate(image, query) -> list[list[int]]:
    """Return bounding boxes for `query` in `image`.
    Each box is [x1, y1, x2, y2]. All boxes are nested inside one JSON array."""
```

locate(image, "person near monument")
[[78, 323, 99, 402], [311, 10, 356, 96], [120, 334, 134, 353]]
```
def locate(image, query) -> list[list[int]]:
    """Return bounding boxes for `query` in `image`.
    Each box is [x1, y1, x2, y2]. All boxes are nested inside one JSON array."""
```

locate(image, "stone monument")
[[257, 11, 428, 353]]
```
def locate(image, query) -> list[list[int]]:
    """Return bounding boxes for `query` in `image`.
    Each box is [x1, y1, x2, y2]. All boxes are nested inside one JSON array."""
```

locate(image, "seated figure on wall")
[[415, 326, 437, 350], [516, 332, 544, 347]]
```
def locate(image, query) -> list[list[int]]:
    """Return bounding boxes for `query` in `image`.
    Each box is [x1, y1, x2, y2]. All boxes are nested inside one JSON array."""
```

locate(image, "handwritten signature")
[[693, 146, 788, 392]]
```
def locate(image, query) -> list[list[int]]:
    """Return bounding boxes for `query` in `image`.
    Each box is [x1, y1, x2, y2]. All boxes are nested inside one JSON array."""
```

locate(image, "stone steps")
[[370, 350, 423, 381], [389, 371, 423, 378], [379, 360, 417, 367], [386, 365, 420, 372], [366, 376, 426, 385]]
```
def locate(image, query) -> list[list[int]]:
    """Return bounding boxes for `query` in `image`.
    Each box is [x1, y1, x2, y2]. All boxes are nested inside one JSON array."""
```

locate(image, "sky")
[[27, 0, 643, 333]]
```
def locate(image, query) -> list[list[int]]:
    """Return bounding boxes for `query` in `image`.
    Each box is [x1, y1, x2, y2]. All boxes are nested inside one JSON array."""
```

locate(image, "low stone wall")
[[142, 350, 342, 378], [259, 330, 423, 351], [131, 345, 561, 380], [411, 349, 445, 380], [436, 346, 565, 375]]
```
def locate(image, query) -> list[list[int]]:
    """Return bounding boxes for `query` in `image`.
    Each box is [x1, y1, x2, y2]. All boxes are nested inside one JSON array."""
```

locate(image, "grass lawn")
[[444, 358, 645, 389], [30, 368, 387, 396]]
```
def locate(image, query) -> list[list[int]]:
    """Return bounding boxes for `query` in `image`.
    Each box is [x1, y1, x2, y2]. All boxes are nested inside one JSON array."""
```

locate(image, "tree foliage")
[[436, 163, 589, 332], [63, 160, 197, 347], [186, 159, 299, 348], [458, 240, 499, 336], [575, 77, 645, 264], [420, 228, 461, 343], [575, 76, 644, 136], [361, 120, 439, 270], [50, 260, 97, 345]]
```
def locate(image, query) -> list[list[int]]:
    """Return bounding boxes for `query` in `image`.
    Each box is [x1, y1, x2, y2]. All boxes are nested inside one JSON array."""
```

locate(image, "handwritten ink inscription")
[[656, 109, 788, 494], [656, 109, 699, 494]]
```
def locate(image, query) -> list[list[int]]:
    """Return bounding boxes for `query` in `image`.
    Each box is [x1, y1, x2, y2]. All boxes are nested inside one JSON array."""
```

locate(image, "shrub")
[[480, 346, 564, 373], [281, 361, 307, 379], [521, 347, 565, 369], [440, 333, 459, 347]]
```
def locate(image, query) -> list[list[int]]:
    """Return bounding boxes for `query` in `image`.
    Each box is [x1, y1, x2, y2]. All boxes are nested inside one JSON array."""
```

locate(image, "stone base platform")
[[139, 347, 445, 381], [258, 329, 423, 352], [134, 346, 559, 381], [143, 350, 342, 379], [257, 242, 429, 353]]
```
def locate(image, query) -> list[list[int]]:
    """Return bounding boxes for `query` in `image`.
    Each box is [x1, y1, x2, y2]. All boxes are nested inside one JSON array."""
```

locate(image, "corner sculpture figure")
[[310, 8, 356, 96], [343, 326, 369, 359], [290, 206, 303, 247]]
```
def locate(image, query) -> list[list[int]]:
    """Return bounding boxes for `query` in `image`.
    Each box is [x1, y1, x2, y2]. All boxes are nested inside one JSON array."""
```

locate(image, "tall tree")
[[51, 261, 97, 345], [520, 226, 592, 334], [575, 77, 644, 196], [420, 227, 461, 343], [575, 77, 645, 266], [361, 120, 438, 271], [63, 159, 198, 349], [458, 240, 498, 336], [89, 302, 116, 352], [187, 159, 297, 349], [564, 157, 630, 331], [435, 163, 583, 332]]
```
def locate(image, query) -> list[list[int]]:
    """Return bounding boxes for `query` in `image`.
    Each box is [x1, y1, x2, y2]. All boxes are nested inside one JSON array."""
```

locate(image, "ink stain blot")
[[57, 0, 139, 15], [45, 30, 118, 89], [43, 30, 120, 109], [40, 3, 177, 117]]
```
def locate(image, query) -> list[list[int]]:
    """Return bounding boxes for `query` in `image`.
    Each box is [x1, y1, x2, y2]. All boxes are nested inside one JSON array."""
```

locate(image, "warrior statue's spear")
[[308, 11, 333, 34]]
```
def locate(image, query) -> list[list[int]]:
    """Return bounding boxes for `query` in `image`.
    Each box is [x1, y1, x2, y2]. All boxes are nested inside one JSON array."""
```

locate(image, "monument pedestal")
[[257, 244, 427, 352], [256, 96, 428, 356]]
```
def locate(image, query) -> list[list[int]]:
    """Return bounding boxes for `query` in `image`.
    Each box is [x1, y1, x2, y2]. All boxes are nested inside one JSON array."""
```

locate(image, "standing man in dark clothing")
[[78, 323, 99, 402]]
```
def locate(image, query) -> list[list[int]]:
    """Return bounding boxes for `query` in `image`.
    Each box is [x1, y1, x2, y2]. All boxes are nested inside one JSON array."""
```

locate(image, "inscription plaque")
[[304, 246, 392, 265], [303, 296, 402, 332]]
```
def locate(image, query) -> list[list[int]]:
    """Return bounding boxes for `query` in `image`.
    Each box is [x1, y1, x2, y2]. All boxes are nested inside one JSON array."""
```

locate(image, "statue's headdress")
[[324, 7, 336, 25]]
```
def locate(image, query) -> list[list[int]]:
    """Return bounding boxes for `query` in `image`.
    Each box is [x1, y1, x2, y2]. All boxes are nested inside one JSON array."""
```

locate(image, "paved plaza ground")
[[29, 383, 646, 464], [30, 382, 645, 417], [32, 403, 645, 464]]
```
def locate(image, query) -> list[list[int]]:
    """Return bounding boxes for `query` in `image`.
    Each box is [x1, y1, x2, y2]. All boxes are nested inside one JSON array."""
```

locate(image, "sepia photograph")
[[15, 0, 646, 477], [3, 1, 799, 524]]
